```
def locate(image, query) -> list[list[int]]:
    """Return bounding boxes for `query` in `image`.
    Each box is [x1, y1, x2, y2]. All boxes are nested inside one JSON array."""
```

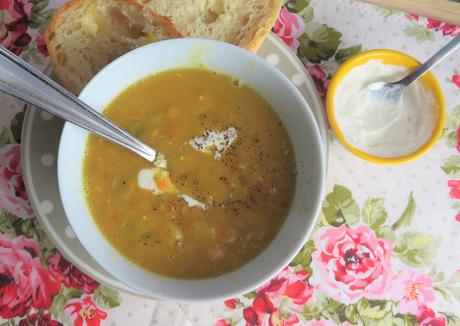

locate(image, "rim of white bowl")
[[58, 38, 326, 302]]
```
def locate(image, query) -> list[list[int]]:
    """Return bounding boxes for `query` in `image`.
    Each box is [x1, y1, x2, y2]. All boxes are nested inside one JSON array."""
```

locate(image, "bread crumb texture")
[[45, 0, 180, 94]]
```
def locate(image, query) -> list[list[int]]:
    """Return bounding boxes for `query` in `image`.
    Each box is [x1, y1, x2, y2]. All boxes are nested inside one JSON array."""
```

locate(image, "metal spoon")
[[366, 35, 460, 101], [0, 46, 158, 163]]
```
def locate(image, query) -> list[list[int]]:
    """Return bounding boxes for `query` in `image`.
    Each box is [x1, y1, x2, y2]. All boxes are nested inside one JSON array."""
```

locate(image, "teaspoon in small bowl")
[[366, 35, 460, 101]]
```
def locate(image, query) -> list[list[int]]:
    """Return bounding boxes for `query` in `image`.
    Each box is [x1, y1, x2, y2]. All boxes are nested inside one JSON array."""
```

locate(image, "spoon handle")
[[0, 46, 157, 163], [399, 35, 460, 86]]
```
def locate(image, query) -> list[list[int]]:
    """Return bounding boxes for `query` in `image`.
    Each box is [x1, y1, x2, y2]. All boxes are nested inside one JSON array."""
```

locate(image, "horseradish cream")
[[334, 60, 438, 158]]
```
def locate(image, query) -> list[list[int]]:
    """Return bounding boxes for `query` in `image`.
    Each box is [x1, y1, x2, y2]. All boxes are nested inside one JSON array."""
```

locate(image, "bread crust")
[[45, 0, 84, 47], [244, 0, 284, 52], [45, 0, 87, 93], [45, 0, 181, 93]]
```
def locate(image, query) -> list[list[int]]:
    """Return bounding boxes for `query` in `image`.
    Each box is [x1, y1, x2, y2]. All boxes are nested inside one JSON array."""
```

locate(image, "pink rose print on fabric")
[[456, 213, 460, 223], [242, 294, 277, 326], [306, 64, 330, 101], [416, 306, 446, 326], [441, 24, 460, 36], [273, 7, 305, 52], [309, 225, 392, 304], [0, 235, 61, 319], [243, 306, 259, 325], [390, 269, 436, 314], [65, 295, 107, 326], [215, 320, 231, 326], [0, 17, 32, 54], [249, 293, 276, 326], [239, 266, 313, 325], [257, 267, 314, 311], [447, 180, 460, 199], [47, 251, 100, 294], [0, 0, 33, 19], [456, 126, 460, 152], [452, 74, 460, 89], [0, 0, 33, 55], [426, 18, 443, 31], [224, 298, 238, 309], [426, 18, 460, 36], [35, 32, 48, 57], [405, 13, 420, 21], [0, 144, 34, 218], [405, 14, 459, 36]]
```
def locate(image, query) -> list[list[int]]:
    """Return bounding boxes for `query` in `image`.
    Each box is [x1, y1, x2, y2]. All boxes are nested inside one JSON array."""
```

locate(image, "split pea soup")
[[83, 68, 296, 279]]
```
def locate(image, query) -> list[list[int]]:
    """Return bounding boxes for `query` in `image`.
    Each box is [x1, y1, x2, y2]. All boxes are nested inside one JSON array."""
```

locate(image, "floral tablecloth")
[[1, 0, 460, 325]]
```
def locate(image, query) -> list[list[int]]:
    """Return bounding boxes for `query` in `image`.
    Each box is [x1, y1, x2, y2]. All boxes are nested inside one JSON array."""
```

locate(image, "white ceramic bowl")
[[58, 38, 326, 302]]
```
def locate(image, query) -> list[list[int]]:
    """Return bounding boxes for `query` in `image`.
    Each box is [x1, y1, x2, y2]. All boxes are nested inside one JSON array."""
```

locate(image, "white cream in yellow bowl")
[[326, 49, 446, 165]]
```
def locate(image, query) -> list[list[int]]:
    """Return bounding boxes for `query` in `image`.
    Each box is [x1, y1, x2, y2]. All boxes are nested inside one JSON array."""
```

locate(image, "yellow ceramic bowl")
[[326, 49, 446, 165]]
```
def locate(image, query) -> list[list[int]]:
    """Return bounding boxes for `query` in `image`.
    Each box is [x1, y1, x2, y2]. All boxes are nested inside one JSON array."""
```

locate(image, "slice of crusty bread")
[[45, 0, 181, 94], [138, 0, 284, 52]]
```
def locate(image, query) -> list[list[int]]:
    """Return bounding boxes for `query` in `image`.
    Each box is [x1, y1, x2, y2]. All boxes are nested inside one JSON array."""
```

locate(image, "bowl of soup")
[[58, 38, 326, 302]]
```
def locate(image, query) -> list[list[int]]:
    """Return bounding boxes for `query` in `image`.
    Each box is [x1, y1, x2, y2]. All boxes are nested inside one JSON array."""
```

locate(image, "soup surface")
[[84, 68, 296, 278]]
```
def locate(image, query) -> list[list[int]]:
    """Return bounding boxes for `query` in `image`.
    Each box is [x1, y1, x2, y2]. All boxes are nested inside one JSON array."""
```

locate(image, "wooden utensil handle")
[[361, 0, 460, 25]]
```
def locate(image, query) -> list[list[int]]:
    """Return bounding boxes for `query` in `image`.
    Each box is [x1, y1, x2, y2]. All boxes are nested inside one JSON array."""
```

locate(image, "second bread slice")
[[138, 0, 284, 52]]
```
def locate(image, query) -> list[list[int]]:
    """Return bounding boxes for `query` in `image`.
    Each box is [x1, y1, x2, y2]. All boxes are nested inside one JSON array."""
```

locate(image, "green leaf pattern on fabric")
[[49, 288, 85, 325], [442, 156, 460, 178], [298, 23, 342, 63], [443, 106, 460, 149], [434, 271, 460, 303], [93, 286, 122, 309], [404, 25, 435, 43], [392, 192, 416, 231], [442, 103, 460, 220], [362, 198, 387, 230], [285, 0, 310, 13], [9, 109, 25, 144], [0, 321, 15, 326], [0, 128, 15, 148], [394, 232, 441, 267], [0, 211, 17, 238], [334, 45, 362, 63], [242, 291, 257, 300], [356, 299, 393, 325], [322, 185, 360, 226], [378, 7, 400, 20], [289, 239, 315, 273], [375, 225, 396, 242]]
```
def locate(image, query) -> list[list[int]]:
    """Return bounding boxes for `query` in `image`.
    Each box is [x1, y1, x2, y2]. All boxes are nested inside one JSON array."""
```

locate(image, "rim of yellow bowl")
[[326, 49, 446, 165]]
